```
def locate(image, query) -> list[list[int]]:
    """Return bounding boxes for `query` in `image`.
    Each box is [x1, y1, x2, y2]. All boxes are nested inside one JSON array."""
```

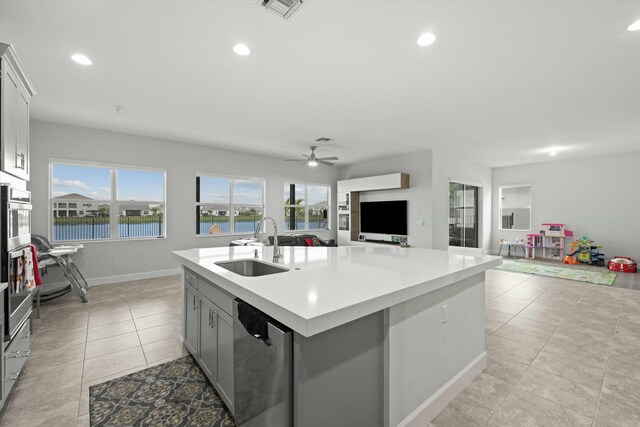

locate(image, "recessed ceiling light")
[[628, 19, 640, 31], [233, 44, 251, 56], [71, 53, 92, 66], [417, 33, 436, 47]]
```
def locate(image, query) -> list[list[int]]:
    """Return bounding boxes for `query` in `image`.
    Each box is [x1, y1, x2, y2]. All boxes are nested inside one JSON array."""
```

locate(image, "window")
[[196, 174, 264, 235], [449, 182, 479, 248], [499, 185, 532, 230], [284, 182, 330, 231], [50, 162, 166, 242]]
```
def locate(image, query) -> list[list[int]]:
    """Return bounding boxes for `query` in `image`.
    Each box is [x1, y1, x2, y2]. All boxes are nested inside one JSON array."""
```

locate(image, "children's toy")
[[608, 257, 637, 273], [525, 234, 543, 259], [564, 236, 605, 266], [525, 223, 573, 261], [542, 223, 565, 237]]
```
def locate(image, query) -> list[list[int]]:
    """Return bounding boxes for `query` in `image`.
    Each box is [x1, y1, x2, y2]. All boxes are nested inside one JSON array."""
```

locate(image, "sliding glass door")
[[449, 182, 479, 248]]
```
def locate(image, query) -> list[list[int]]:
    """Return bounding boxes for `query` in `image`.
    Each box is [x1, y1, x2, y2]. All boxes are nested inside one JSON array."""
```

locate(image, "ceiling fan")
[[284, 146, 339, 167]]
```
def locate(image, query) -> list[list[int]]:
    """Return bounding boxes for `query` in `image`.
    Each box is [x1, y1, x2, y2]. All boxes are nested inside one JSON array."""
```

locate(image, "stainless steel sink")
[[215, 259, 289, 277]]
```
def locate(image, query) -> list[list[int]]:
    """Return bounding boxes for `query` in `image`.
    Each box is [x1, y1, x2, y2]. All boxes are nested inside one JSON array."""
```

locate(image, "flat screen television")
[[360, 200, 408, 236]]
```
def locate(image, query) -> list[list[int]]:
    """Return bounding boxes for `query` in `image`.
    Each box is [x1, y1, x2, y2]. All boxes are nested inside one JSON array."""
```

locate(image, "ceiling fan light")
[[308, 159, 318, 167]]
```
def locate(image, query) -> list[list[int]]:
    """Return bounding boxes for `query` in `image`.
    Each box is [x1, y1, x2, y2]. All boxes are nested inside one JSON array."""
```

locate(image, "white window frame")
[[49, 159, 167, 243], [195, 172, 266, 237], [498, 183, 532, 232], [283, 181, 331, 232]]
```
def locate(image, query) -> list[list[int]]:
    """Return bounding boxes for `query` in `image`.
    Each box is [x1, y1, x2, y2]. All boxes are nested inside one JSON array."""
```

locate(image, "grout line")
[[130, 303, 150, 367], [482, 273, 609, 425], [592, 293, 624, 427], [78, 313, 90, 417]]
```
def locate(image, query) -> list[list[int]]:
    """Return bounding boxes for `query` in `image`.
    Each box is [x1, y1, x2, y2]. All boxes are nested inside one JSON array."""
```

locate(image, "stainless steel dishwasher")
[[233, 299, 292, 427]]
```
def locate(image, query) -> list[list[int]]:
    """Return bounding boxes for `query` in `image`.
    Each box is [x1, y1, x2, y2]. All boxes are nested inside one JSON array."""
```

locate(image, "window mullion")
[[304, 185, 309, 230], [111, 168, 118, 240], [229, 179, 234, 234]]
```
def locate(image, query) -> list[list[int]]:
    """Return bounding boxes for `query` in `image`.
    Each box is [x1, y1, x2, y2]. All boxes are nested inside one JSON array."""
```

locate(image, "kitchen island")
[[174, 245, 501, 427]]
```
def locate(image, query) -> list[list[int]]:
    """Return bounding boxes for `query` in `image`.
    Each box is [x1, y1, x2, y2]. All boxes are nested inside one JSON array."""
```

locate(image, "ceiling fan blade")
[[317, 159, 335, 166], [317, 156, 339, 161], [285, 159, 303, 161]]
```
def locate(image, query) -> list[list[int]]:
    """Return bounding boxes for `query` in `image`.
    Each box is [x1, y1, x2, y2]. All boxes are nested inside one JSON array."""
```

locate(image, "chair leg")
[[55, 258, 88, 303]]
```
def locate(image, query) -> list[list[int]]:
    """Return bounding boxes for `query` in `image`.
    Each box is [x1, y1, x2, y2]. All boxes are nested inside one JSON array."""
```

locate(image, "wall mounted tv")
[[360, 200, 408, 236]]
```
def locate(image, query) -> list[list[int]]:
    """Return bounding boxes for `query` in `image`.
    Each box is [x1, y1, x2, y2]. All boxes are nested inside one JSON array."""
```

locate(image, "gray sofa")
[[268, 234, 336, 247]]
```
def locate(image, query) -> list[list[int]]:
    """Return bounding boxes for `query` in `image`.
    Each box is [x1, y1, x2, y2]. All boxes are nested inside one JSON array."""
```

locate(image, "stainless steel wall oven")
[[1, 185, 33, 340]]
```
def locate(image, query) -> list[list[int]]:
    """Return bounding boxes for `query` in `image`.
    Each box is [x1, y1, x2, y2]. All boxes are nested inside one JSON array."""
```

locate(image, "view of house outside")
[[51, 163, 165, 241]]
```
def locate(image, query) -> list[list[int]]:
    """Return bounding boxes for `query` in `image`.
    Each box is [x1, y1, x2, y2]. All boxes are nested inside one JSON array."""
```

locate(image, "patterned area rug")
[[496, 261, 616, 286], [90, 356, 235, 427]]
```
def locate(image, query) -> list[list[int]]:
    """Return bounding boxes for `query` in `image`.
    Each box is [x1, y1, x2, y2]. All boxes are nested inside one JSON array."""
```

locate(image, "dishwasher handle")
[[236, 298, 287, 347]]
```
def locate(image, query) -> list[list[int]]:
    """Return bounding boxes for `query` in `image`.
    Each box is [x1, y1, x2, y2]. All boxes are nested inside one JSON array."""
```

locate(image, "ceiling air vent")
[[258, 0, 306, 20]]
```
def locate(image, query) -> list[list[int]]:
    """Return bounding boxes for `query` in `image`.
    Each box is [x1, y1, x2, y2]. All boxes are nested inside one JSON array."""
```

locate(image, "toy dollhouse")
[[525, 223, 573, 260]]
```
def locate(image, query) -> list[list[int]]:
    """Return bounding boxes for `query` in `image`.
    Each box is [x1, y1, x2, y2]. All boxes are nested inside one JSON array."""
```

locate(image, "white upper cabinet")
[[350, 177, 367, 191], [1, 43, 36, 181], [342, 173, 409, 193], [337, 180, 350, 193]]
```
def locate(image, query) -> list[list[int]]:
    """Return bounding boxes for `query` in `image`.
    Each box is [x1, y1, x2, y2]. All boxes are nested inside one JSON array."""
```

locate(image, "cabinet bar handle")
[[7, 350, 21, 358], [211, 310, 216, 327], [9, 369, 22, 381], [193, 295, 196, 310], [16, 153, 25, 170]]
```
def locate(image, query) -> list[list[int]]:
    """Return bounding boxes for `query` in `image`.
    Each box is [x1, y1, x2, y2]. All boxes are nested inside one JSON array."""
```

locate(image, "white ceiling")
[[1, 0, 640, 167]]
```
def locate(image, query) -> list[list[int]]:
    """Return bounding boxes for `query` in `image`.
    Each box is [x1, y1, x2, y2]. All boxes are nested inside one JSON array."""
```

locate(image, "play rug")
[[495, 261, 616, 286]]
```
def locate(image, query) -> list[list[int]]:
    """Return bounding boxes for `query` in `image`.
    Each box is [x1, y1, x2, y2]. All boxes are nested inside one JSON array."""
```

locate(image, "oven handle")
[[9, 247, 32, 259], [7, 202, 32, 210]]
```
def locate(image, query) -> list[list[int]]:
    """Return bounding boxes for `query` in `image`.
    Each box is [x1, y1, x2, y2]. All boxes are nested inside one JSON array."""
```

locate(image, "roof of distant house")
[[54, 193, 94, 200]]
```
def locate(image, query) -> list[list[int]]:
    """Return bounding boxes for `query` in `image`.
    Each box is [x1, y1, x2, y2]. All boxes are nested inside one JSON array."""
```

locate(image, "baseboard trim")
[[42, 268, 181, 288], [399, 351, 487, 427]]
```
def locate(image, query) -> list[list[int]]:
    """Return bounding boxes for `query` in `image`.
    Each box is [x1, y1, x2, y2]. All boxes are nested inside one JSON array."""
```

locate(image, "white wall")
[[339, 151, 433, 248], [29, 120, 339, 283], [431, 150, 493, 252], [492, 151, 640, 261]]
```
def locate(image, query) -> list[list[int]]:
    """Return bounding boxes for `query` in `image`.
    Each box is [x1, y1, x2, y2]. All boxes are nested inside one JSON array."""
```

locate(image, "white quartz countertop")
[[173, 246, 502, 337]]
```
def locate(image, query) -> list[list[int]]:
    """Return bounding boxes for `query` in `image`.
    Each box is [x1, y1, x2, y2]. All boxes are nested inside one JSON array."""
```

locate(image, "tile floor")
[[1, 269, 639, 426], [0, 275, 186, 427], [432, 269, 640, 427]]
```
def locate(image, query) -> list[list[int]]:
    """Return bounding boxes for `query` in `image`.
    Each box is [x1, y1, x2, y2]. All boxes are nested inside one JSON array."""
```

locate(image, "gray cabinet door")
[[1, 58, 19, 178], [14, 88, 29, 180], [184, 285, 199, 355], [198, 297, 217, 381], [216, 314, 234, 411]]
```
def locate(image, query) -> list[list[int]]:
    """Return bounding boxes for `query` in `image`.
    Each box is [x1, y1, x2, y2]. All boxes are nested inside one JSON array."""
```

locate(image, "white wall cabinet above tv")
[[347, 173, 409, 192]]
